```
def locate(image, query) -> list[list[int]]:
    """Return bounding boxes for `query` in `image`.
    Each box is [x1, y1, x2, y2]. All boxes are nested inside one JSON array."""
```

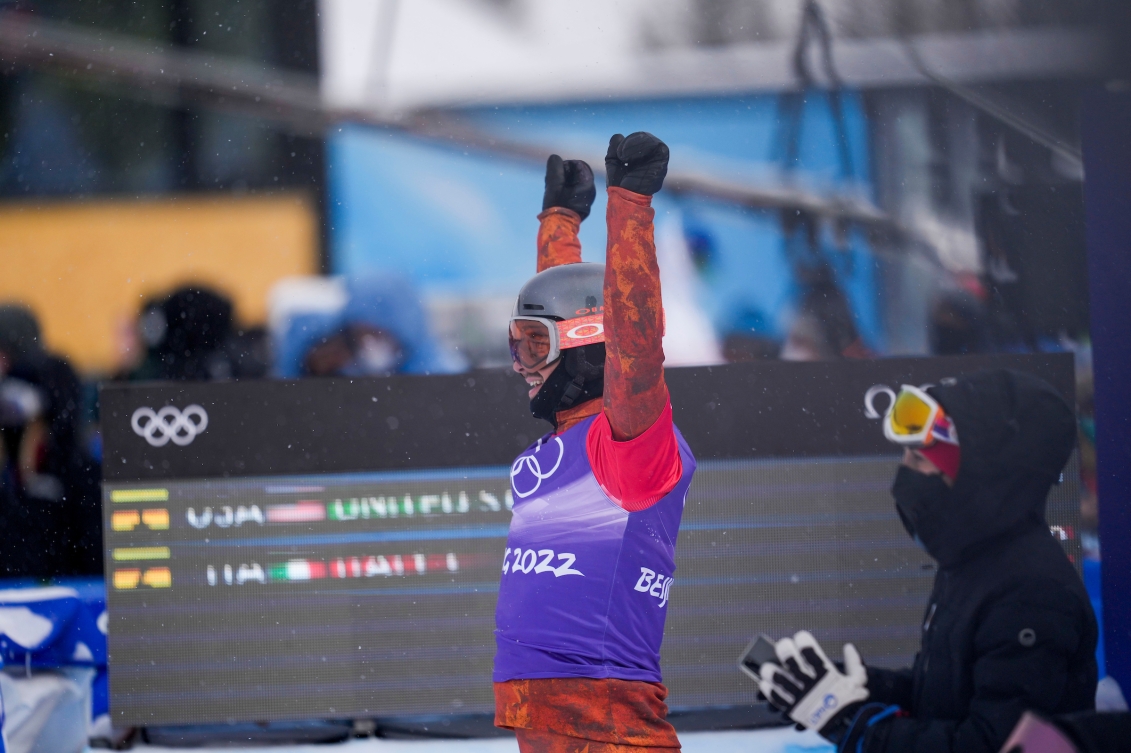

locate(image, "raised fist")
[[543, 154, 596, 220], [604, 132, 669, 196]]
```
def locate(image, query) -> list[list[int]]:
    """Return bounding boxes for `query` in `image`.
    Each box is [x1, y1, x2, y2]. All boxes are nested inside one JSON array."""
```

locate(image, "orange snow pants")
[[495, 677, 681, 752]]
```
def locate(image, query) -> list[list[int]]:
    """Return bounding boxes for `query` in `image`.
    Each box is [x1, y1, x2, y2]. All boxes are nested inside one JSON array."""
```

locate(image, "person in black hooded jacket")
[[755, 369, 1098, 753]]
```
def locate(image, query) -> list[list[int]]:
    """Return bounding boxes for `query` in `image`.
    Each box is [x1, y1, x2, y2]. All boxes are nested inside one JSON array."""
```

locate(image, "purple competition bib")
[[493, 415, 696, 682]]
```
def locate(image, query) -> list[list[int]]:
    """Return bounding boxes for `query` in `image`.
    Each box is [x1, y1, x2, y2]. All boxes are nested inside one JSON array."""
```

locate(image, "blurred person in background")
[[116, 285, 271, 382], [930, 289, 990, 356], [930, 276, 991, 356], [721, 309, 782, 363], [494, 134, 695, 752], [274, 274, 458, 379], [752, 370, 1096, 753], [0, 304, 101, 577], [780, 266, 872, 361]]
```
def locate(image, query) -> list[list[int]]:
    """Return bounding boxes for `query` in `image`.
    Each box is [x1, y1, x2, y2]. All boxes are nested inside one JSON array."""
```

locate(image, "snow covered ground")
[[127, 727, 834, 753]]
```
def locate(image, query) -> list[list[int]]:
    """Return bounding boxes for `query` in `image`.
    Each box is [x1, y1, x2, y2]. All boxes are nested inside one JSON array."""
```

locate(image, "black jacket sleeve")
[[866, 666, 914, 708], [1056, 711, 1131, 753], [864, 581, 1089, 753]]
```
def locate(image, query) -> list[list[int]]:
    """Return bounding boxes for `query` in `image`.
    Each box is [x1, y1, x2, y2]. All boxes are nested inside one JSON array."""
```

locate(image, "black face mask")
[[891, 465, 952, 550]]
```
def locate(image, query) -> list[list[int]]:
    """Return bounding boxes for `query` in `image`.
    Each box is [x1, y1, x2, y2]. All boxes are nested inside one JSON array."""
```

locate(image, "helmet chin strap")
[[558, 372, 587, 410], [529, 344, 606, 426], [559, 345, 600, 408]]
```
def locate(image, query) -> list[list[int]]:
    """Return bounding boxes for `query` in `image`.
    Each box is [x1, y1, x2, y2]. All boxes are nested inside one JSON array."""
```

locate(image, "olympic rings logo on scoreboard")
[[131, 405, 209, 447]]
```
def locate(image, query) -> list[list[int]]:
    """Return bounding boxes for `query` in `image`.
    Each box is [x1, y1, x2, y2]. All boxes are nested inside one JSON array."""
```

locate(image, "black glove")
[[604, 132, 669, 196], [542, 154, 596, 220]]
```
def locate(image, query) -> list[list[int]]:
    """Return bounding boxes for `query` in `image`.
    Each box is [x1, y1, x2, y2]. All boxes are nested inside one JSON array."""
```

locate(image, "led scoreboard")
[[100, 355, 1082, 726]]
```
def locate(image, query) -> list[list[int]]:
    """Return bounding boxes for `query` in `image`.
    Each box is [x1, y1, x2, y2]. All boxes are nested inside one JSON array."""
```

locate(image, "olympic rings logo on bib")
[[556, 314, 604, 349], [131, 405, 209, 447], [510, 436, 564, 498]]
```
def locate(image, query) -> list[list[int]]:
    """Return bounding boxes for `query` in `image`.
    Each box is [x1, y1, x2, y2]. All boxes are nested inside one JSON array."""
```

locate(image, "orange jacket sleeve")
[[587, 187, 680, 510], [601, 186, 668, 440], [536, 207, 583, 272]]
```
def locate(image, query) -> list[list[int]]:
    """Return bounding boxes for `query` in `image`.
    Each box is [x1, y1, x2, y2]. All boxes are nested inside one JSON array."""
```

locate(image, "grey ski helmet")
[[511, 263, 607, 424], [513, 262, 604, 322], [510, 262, 605, 367]]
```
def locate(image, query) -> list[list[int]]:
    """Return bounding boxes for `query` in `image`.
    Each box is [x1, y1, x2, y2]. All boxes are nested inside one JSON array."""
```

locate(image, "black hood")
[[897, 369, 1076, 567]]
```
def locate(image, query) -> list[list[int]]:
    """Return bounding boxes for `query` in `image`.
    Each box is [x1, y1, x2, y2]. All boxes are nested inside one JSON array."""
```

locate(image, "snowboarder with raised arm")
[[493, 133, 694, 752]]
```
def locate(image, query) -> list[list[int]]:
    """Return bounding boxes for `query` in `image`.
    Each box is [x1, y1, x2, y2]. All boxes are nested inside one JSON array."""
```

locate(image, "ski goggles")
[[879, 384, 957, 448], [507, 315, 605, 369]]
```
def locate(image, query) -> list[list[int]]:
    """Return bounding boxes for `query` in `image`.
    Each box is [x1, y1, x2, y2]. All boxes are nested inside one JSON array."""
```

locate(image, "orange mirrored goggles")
[[883, 384, 957, 448], [507, 315, 605, 369]]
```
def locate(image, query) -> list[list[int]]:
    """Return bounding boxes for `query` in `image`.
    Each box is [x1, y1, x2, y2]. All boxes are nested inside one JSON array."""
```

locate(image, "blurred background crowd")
[[1, 0, 1123, 578]]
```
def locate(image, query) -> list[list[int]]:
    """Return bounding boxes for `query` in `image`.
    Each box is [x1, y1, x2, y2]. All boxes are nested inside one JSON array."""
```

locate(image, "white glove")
[[758, 630, 870, 732]]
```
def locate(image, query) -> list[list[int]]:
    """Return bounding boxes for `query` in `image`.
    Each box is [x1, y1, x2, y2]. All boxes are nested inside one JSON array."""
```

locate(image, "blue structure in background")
[[328, 92, 882, 350], [329, 127, 568, 298], [0, 579, 108, 725], [1084, 558, 1107, 678], [1083, 86, 1131, 695]]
